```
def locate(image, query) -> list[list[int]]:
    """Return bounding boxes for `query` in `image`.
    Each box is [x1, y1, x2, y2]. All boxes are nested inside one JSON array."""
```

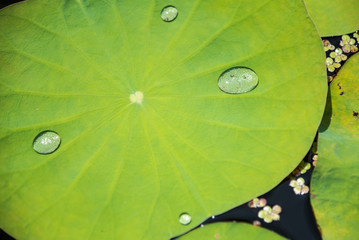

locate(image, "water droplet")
[[33, 131, 61, 154], [218, 67, 258, 94], [161, 6, 178, 22], [130, 91, 144, 104], [179, 213, 191, 225]]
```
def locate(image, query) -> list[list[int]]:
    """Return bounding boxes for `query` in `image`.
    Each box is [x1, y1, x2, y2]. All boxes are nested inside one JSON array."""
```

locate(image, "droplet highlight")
[[33, 131, 61, 154], [218, 67, 258, 94], [179, 213, 191, 225], [161, 6, 178, 22]]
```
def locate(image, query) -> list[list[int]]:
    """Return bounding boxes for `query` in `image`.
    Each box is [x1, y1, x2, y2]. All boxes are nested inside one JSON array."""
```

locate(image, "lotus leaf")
[[179, 222, 286, 240], [311, 54, 359, 239], [0, 0, 326, 239], [304, 0, 359, 36]]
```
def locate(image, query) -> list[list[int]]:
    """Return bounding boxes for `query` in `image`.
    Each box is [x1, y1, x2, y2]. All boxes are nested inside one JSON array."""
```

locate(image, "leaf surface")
[[312, 54, 359, 239], [304, 0, 359, 36], [0, 0, 326, 239]]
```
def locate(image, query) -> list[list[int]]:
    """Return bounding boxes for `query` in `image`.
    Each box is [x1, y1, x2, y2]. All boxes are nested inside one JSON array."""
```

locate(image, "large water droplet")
[[218, 67, 258, 94], [161, 6, 178, 22], [179, 213, 191, 225], [33, 131, 61, 154]]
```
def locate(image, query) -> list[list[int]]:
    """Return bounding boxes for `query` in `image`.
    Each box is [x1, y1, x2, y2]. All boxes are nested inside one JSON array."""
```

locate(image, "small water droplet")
[[161, 6, 178, 22], [211, 215, 215, 219], [33, 131, 61, 154], [218, 67, 258, 94], [179, 213, 191, 225]]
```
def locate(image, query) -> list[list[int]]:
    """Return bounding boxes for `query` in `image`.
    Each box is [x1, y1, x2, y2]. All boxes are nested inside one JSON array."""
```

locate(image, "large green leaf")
[[311, 54, 359, 239], [304, 0, 359, 36], [179, 222, 286, 240], [0, 0, 326, 239]]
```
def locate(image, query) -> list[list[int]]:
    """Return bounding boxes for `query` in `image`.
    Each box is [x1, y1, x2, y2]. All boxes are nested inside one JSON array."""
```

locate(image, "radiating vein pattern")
[[0, 0, 327, 240]]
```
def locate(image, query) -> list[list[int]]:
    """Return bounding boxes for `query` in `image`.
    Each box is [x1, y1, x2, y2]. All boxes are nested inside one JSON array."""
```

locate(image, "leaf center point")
[[130, 91, 144, 104]]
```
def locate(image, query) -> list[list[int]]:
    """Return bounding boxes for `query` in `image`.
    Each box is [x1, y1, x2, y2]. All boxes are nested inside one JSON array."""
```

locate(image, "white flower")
[[290, 177, 309, 195], [258, 205, 282, 223]]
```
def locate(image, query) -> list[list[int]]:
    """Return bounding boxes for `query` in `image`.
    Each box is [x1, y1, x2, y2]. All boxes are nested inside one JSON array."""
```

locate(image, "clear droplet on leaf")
[[33, 131, 61, 154], [179, 213, 191, 225], [218, 67, 258, 94], [161, 6, 178, 22]]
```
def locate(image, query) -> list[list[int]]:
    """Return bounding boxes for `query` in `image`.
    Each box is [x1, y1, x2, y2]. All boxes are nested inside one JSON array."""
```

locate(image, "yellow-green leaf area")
[[0, 0, 326, 239], [312, 54, 359, 239], [304, 0, 359, 36], [179, 222, 286, 240]]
